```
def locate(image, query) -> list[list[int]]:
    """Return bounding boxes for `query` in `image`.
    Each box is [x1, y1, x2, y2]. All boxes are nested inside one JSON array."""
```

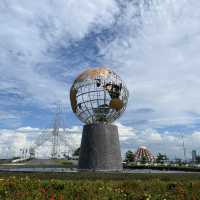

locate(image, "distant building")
[[192, 150, 197, 163]]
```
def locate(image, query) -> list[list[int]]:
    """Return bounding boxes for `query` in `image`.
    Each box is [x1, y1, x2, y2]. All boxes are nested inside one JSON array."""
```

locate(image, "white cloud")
[[1, 0, 199, 130], [191, 132, 200, 141], [0, 123, 198, 160], [0, 1, 200, 160], [142, 129, 162, 143], [0, 126, 81, 158], [115, 122, 136, 141], [0, 0, 119, 114], [99, 0, 200, 128], [117, 123, 198, 160]]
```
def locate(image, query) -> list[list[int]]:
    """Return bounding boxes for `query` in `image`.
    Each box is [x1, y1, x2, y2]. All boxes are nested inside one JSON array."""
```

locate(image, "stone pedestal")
[[78, 123, 122, 171]]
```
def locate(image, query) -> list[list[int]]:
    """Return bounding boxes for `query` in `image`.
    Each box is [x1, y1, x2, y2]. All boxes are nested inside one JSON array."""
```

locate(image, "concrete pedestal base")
[[78, 123, 122, 171]]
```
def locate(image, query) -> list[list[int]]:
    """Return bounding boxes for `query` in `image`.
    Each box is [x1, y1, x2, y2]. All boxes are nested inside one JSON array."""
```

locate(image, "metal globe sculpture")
[[70, 67, 129, 124]]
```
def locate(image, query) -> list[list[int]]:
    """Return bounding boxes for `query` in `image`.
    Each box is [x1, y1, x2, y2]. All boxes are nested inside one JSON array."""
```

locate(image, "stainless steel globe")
[[70, 67, 129, 124]]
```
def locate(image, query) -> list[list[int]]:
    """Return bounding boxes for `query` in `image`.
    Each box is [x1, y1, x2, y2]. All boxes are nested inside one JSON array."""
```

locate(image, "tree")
[[174, 158, 182, 165], [73, 147, 80, 156], [156, 153, 168, 164], [140, 155, 148, 164], [125, 150, 135, 162]]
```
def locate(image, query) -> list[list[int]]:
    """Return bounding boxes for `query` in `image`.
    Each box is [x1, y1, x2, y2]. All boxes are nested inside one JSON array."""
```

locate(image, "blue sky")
[[1, 0, 200, 158]]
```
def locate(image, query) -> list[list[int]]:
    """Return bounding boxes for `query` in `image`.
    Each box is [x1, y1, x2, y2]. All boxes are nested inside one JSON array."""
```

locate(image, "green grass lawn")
[[0, 159, 74, 169], [0, 172, 200, 199]]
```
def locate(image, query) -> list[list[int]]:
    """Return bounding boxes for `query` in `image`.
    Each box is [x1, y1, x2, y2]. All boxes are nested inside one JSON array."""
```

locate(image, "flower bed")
[[0, 175, 200, 199]]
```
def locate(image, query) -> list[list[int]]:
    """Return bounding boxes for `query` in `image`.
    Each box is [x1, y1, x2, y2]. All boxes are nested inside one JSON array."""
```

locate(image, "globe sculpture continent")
[[70, 67, 129, 171]]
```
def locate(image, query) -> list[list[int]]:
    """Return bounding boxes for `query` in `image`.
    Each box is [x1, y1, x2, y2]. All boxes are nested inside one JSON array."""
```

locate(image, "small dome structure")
[[134, 146, 155, 162]]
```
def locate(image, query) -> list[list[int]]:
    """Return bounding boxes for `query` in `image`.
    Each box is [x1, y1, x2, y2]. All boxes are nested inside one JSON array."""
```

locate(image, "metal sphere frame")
[[70, 67, 129, 124]]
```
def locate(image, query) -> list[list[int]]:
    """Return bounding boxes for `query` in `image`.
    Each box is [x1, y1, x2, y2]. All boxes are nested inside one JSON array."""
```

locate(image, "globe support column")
[[78, 123, 122, 171]]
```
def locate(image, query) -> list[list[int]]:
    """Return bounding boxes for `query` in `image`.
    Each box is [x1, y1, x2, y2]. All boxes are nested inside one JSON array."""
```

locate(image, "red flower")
[[59, 194, 63, 200], [50, 193, 55, 200]]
